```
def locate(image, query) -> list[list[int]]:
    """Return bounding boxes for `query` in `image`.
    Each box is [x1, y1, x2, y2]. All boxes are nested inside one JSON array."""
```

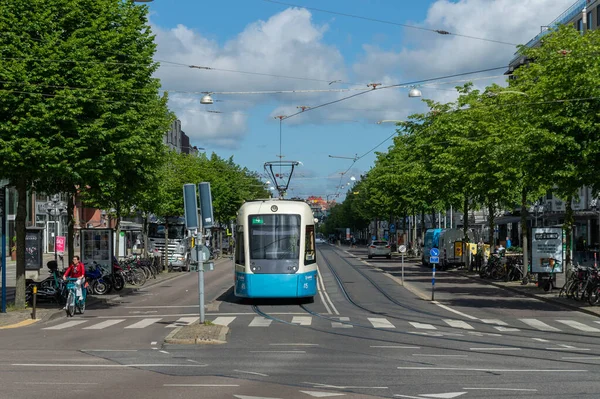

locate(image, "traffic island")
[[164, 322, 229, 345]]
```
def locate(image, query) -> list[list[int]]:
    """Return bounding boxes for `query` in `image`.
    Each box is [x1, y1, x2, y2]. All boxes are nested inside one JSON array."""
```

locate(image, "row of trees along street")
[[323, 25, 600, 271], [0, 0, 267, 308]]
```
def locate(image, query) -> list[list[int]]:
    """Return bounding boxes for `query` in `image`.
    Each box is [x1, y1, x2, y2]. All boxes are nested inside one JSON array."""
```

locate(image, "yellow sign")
[[454, 241, 463, 257], [191, 237, 195, 248]]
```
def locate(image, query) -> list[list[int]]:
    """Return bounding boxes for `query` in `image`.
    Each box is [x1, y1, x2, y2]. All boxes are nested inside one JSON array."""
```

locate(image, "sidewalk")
[[340, 245, 600, 319]]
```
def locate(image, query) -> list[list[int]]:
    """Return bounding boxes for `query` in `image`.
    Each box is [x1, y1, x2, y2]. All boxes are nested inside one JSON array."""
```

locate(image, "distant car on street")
[[368, 240, 391, 259], [316, 236, 326, 244]]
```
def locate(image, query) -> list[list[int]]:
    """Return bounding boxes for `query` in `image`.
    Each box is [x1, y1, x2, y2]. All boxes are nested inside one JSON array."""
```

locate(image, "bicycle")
[[64, 277, 87, 317]]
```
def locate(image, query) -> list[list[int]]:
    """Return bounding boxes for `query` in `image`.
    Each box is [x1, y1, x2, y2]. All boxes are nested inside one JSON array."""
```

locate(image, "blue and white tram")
[[234, 199, 318, 299]]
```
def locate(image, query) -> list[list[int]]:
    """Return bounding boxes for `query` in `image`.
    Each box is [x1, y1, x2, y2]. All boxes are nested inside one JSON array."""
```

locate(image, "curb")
[[164, 325, 229, 345], [449, 269, 600, 319], [0, 318, 40, 329]]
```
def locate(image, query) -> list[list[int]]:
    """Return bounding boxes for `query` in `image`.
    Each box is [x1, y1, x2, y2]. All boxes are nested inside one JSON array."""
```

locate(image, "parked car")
[[316, 236, 326, 244], [368, 241, 391, 259]]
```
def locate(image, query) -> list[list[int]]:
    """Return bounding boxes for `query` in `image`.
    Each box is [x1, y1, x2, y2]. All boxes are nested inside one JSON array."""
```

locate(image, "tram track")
[[318, 245, 445, 320]]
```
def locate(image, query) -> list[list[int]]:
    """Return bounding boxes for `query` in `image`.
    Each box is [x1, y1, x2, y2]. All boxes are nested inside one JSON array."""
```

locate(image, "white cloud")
[[152, 0, 577, 149]]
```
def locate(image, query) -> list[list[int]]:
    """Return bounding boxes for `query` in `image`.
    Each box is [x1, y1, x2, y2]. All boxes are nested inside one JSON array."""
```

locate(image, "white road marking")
[[300, 391, 346, 397], [164, 384, 239, 387], [397, 367, 586, 372], [368, 318, 395, 329], [249, 317, 272, 327], [470, 347, 521, 351], [291, 316, 312, 326], [159, 350, 169, 354], [463, 388, 537, 392], [467, 332, 502, 337], [212, 316, 236, 326], [443, 319, 474, 330], [532, 338, 549, 342], [83, 319, 125, 330], [409, 322, 436, 330], [370, 346, 420, 349], [125, 318, 162, 329], [234, 369, 269, 377], [304, 382, 388, 389], [433, 301, 478, 320], [270, 343, 318, 346], [43, 321, 87, 330], [96, 312, 302, 319], [151, 341, 157, 345], [14, 382, 98, 385], [331, 317, 353, 328], [317, 266, 339, 315], [520, 319, 561, 331], [556, 320, 600, 332], [234, 396, 283, 399], [418, 393, 466, 399], [11, 363, 208, 368], [493, 326, 520, 332], [413, 354, 467, 358], [165, 317, 199, 328], [546, 346, 591, 351], [480, 319, 508, 326]]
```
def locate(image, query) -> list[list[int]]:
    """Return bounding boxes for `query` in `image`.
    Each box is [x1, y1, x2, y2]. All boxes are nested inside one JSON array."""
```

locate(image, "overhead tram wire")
[[260, 0, 518, 47]]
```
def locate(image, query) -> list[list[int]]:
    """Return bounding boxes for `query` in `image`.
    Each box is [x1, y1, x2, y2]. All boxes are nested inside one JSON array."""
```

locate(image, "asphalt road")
[[1, 245, 600, 399]]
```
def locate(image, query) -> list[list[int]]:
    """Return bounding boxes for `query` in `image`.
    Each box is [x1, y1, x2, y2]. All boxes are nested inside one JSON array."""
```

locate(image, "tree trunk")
[[67, 193, 75, 262], [431, 208, 436, 229], [463, 196, 470, 270], [420, 209, 426, 245], [487, 201, 495, 248], [14, 179, 27, 308], [520, 187, 529, 279], [143, 213, 149, 258], [565, 196, 574, 270]]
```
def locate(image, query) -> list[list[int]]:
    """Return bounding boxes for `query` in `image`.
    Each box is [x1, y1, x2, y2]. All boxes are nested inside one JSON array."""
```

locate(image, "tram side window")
[[235, 227, 245, 264], [305, 225, 316, 265]]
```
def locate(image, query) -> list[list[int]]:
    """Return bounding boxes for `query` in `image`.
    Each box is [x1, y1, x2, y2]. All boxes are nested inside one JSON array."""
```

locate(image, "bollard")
[[32, 285, 37, 320]]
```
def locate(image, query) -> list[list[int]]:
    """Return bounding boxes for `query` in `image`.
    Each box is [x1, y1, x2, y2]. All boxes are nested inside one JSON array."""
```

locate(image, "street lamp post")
[[45, 196, 67, 267]]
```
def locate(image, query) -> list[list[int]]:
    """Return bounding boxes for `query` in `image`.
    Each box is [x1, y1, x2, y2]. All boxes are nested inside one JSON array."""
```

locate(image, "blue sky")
[[145, 0, 576, 200]]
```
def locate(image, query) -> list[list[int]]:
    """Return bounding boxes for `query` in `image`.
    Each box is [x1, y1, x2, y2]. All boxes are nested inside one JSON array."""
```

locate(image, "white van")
[[439, 228, 476, 269]]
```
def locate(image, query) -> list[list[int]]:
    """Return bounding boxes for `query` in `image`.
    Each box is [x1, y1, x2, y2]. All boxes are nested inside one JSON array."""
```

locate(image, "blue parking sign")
[[430, 256, 439, 264], [430, 248, 439, 257]]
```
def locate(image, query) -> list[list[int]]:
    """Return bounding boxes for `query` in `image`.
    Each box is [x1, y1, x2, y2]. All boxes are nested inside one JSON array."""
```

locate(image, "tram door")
[[46, 221, 60, 253]]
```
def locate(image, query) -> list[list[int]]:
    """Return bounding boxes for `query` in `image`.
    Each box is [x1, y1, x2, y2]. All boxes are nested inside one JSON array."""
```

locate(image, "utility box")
[[25, 227, 45, 271]]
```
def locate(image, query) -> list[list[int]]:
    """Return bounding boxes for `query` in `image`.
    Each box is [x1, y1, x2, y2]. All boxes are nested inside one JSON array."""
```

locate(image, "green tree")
[[0, 0, 164, 306]]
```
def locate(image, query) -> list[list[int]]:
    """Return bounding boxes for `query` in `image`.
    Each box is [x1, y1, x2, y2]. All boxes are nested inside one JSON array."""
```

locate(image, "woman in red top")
[[63, 256, 85, 300]]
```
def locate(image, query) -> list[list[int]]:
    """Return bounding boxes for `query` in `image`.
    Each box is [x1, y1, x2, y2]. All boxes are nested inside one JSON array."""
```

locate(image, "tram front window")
[[249, 214, 300, 274]]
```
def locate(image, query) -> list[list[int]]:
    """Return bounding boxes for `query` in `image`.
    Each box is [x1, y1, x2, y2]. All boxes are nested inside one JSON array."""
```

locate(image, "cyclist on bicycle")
[[63, 256, 85, 301]]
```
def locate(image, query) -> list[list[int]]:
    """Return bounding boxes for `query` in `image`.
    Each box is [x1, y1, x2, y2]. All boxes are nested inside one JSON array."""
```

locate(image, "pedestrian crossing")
[[39, 315, 600, 334]]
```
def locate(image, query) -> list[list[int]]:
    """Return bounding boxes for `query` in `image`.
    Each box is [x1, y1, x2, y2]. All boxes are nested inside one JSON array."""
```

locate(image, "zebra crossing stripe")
[[125, 318, 163, 329], [443, 319, 474, 330], [556, 320, 600, 332], [494, 326, 520, 332], [332, 317, 353, 328], [291, 316, 312, 326], [212, 317, 236, 327], [520, 319, 561, 332], [43, 321, 88, 330], [409, 322, 436, 330], [83, 319, 125, 330], [249, 317, 272, 327], [165, 317, 199, 328], [368, 318, 395, 329], [481, 319, 508, 326]]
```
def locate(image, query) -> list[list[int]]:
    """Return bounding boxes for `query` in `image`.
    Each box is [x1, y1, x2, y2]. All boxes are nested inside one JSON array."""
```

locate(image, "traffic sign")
[[398, 245, 407, 253], [389, 223, 396, 233], [430, 256, 439, 264], [430, 248, 439, 257]]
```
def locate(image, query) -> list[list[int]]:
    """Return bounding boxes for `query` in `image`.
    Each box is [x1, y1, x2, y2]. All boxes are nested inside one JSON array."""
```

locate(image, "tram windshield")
[[249, 214, 301, 262]]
